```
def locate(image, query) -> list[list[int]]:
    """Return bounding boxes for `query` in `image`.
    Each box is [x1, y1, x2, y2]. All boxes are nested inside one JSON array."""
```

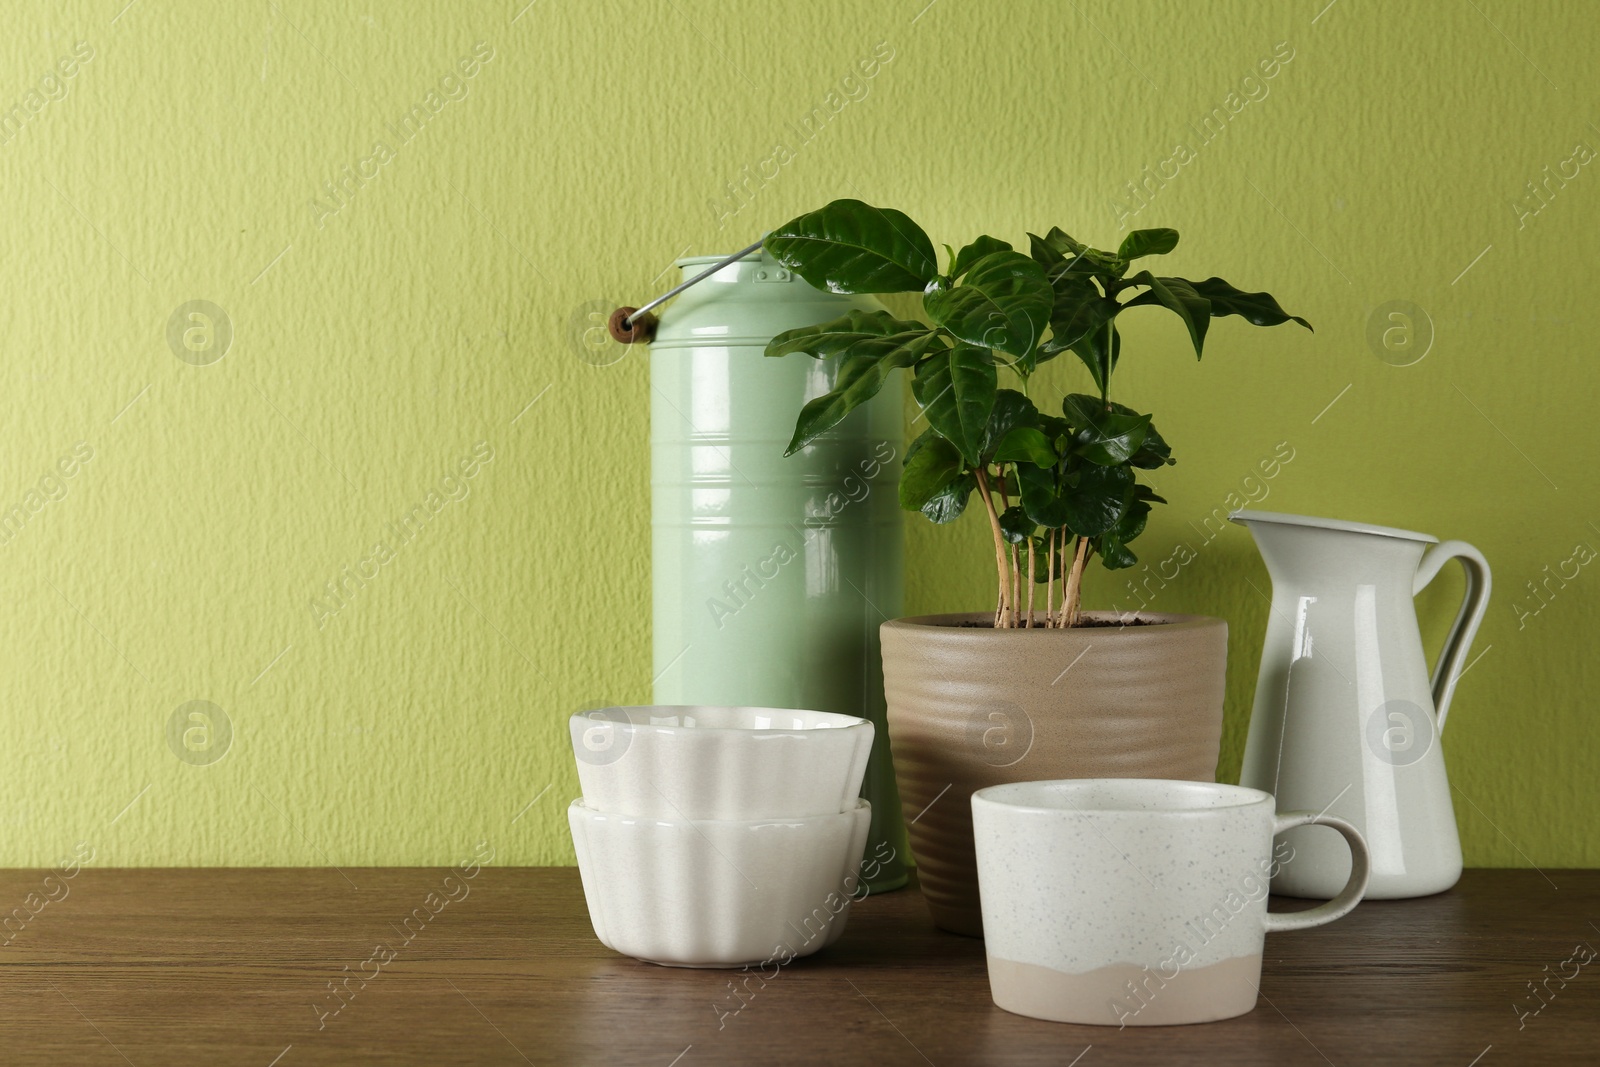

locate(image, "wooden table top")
[[0, 866, 1594, 1065]]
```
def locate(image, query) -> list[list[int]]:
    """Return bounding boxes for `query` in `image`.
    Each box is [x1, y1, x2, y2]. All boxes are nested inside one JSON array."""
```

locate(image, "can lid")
[[650, 254, 866, 349]]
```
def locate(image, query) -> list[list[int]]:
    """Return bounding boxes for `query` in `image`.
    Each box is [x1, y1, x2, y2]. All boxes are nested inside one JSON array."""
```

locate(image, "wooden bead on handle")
[[608, 307, 657, 344]]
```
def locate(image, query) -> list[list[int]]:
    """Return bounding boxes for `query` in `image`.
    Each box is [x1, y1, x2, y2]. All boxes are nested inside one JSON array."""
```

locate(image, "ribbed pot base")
[[881, 612, 1227, 938]]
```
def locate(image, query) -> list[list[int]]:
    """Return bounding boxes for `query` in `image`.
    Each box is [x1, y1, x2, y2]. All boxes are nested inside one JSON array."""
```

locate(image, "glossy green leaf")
[[980, 389, 1040, 461], [1060, 463, 1134, 537], [764, 199, 938, 294], [899, 434, 963, 511], [1124, 271, 1211, 358], [923, 251, 1052, 358], [1096, 534, 1138, 570], [912, 346, 997, 467], [993, 426, 1056, 467], [905, 428, 983, 520], [1031, 228, 1134, 293], [1076, 412, 1151, 466], [1062, 397, 1173, 469], [1060, 393, 1104, 426], [1133, 483, 1168, 504], [998, 505, 1033, 544], [921, 472, 975, 523], [1061, 394, 1152, 465], [1068, 322, 1122, 397], [1030, 346, 1065, 371], [1184, 276, 1313, 330], [1095, 498, 1151, 570], [1114, 497, 1151, 543], [786, 334, 941, 455], [1028, 226, 1086, 264], [1130, 420, 1174, 469], [766, 309, 937, 360], [904, 427, 940, 464], [1117, 228, 1180, 261], [1043, 288, 1118, 355], [949, 235, 1013, 280], [1030, 235, 1094, 289], [1016, 462, 1069, 529], [1027, 235, 1060, 274], [1039, 414, 1072, 448]]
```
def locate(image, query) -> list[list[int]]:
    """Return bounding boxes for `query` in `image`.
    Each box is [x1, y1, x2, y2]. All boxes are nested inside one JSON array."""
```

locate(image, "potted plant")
[[761, 199, 1311, 935]]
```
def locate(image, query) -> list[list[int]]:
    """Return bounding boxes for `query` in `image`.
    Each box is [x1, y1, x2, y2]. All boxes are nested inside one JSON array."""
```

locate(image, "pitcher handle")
[[1412, 540, 1492, 731]]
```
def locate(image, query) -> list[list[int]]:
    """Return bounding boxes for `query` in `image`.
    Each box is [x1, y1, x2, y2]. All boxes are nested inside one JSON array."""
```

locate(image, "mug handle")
[[1412, 540, 1492, 732], [1263, 812, 1370, 933]]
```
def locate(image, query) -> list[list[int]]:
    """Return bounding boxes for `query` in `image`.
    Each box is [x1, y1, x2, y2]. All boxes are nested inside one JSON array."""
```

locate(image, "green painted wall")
[[2, 0, 1593, 868]]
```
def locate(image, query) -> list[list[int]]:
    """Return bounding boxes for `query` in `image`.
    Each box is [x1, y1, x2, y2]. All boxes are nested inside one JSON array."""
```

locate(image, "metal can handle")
[[608, 240, 764, 344]]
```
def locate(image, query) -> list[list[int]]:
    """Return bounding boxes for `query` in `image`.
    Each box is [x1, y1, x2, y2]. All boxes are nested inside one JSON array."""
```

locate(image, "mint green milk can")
[[649, 250, 908, 893]]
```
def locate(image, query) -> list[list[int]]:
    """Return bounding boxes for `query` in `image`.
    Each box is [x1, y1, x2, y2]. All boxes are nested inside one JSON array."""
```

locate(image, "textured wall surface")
[[2, 0, 1594, 867]]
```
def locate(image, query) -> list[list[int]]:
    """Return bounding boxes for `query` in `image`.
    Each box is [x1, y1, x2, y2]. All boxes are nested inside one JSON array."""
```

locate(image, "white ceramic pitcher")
[[1231, 511, 1490, 899]]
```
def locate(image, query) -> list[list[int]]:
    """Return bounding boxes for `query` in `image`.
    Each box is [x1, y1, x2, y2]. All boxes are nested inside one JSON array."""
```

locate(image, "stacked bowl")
[[567, 705, 875, 968]]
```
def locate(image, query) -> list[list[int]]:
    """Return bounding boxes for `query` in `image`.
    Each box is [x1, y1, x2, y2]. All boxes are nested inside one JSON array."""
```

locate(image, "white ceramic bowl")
[[568, 705, 873, 820], [568, 797, 872, 968]]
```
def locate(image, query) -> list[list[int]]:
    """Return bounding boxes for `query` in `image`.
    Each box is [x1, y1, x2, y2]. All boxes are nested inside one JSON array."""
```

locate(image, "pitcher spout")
[[1230, 510, 1435, 589]]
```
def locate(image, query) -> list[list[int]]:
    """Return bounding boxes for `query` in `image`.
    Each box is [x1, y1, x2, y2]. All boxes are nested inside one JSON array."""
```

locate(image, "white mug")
[[972, 779, 1369, 1026]]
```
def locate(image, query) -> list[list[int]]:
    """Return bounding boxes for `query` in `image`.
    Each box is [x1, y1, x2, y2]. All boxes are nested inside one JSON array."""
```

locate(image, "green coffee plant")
[[763, 199, 1310, 628]]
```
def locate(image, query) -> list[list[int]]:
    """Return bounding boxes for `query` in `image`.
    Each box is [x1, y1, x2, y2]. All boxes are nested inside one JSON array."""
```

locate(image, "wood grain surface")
[[0, 867, 1594, 1065]]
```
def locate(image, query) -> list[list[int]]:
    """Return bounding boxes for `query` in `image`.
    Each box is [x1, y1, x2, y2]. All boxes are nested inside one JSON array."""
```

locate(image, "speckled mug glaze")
[[972, 780, 1370, 1026]]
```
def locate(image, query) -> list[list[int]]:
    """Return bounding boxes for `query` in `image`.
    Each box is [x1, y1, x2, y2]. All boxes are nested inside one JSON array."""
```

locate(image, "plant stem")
[[1045, 529, 1056, 628], [1062, 535, 1091, 628], [1056, 534, 1069, 627], [1101, 317, 1113, 405], [1010, 542, 1021, 629], [974, 466, 1011, 628], [1025, 537, 1036, 627]]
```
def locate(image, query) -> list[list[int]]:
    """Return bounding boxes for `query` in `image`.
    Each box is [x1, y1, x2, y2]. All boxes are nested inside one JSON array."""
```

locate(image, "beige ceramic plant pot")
[[880, 611, 1228, 937]]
